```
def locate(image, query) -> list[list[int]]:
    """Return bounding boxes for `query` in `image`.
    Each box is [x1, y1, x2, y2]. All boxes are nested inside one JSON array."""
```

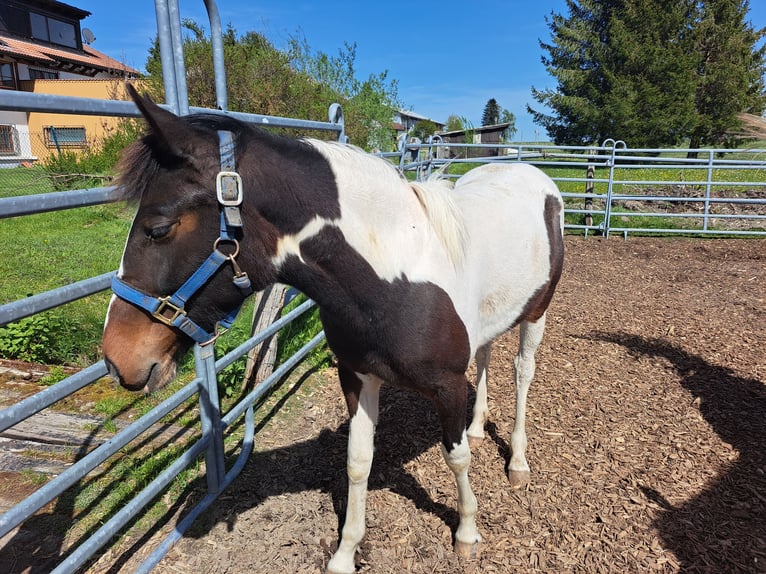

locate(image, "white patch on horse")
[[307, 139, 467, 284], [271, 215, 336, 268]]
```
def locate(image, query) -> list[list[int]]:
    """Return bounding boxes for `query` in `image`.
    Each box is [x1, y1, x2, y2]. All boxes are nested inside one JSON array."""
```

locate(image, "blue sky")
[[75, 1, 765, 141]]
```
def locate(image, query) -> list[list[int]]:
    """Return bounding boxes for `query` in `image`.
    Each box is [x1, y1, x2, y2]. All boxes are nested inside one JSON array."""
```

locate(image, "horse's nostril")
[[104, 357, 121, 383]]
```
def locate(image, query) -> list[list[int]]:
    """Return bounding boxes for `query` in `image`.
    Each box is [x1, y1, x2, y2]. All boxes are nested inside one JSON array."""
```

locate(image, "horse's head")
[[102, 86, 268, 392]]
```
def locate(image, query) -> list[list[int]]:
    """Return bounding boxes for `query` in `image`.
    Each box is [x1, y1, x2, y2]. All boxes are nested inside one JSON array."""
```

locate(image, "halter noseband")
[[111, 131, 253, 345]]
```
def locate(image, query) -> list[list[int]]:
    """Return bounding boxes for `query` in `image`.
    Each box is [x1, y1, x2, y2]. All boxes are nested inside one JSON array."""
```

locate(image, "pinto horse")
[[102, 87, 564, 573]]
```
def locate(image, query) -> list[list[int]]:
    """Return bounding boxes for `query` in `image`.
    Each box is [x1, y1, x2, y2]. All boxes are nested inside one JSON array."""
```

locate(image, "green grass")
[[0, 168, 132, 364]]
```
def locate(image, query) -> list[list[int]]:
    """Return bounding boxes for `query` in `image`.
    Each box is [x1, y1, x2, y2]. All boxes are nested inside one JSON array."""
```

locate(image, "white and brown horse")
[[102, 87, 564, 573]]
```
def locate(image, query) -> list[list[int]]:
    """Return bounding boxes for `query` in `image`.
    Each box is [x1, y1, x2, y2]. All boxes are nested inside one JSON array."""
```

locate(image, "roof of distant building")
[[0, 33, 139, 77]]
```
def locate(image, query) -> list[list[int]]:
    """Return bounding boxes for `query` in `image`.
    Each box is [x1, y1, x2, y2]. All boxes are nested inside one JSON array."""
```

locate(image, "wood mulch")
[[4, 235, 766, 573]]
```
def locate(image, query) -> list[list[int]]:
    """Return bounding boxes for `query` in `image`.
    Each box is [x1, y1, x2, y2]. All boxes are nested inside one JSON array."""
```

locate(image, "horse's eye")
[[145, 223, 174, 240]]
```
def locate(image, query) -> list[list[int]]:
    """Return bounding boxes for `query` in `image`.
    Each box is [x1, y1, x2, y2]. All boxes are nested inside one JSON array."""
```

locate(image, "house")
[[0, 0, 139, 166], [392, 109, 443, 139], [436, 122, 514, 158]]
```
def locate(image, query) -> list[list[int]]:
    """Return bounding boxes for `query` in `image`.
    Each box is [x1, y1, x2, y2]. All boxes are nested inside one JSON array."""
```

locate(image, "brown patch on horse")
[[518, 195, 565, 323]]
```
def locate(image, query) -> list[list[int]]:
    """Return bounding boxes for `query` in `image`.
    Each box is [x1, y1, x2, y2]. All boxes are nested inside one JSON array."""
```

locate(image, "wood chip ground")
[[3, 236, 765, 573]]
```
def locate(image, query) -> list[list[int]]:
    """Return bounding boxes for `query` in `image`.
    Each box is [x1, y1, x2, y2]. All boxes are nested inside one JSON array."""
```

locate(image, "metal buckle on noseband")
[[153, 296, 185, 327]]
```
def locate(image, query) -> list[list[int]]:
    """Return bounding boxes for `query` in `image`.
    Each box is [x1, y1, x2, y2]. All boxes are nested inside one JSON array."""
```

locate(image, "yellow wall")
[[24, 79, 137, 160]]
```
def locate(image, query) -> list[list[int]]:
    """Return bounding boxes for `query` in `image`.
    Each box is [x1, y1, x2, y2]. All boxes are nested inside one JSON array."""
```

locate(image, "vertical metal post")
[[328, 102, 346, 142], [153, 0, 181, 114], [602, 139, 620, 239], [204, 0, 229, 111], [703, 149, 714, 231], [194, 343, 226, 493], [585, 148, 595, 232]]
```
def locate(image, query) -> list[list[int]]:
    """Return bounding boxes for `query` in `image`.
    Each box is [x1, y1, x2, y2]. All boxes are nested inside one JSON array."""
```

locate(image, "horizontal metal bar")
[[52, 430, 210, 574], [0, 271, 115, 327], [0, 187, 117, 219], [0, 360, 108, 434], [0, 91, 143, 116], [0, 378, 199, 538], [214, 297, 317, 373]]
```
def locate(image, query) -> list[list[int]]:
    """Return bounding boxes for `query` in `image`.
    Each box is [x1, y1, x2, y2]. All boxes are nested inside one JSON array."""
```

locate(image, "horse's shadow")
[[594, 332, 766, 573]]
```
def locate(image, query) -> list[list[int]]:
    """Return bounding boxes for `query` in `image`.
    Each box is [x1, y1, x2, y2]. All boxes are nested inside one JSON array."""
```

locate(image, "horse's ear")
[[127, 83, 197, 163]]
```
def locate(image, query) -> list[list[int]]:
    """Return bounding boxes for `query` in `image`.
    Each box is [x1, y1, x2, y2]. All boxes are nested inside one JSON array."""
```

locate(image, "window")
[[0, 125, 16, 154], [47, 17, 77, 48], [0, 62, 15, 89], [29, 68, 58, 80], [28, 11, 78, 49], [44, 126, 87, 148]]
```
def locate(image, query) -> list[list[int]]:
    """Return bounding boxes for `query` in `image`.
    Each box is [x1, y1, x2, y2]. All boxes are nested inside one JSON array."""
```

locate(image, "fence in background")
[[388, 138, 766, 238]]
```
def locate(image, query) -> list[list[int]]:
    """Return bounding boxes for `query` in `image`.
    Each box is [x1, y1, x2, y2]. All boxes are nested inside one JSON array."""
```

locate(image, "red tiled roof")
[[0, 33, 138, 76]]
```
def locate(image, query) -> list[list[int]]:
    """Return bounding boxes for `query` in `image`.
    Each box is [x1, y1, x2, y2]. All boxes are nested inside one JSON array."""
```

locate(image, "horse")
[[102, 86, 564, 574]]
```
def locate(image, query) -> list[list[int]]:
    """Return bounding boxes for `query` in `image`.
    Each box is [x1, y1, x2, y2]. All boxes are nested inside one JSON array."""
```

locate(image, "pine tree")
[[481, 98, 500, 126], [689, 0, 766, 148], [529, 0, 766, 147]]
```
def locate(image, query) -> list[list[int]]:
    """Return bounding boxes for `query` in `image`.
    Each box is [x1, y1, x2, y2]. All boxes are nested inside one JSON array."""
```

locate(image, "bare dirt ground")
[[4, 235, 766, 573]]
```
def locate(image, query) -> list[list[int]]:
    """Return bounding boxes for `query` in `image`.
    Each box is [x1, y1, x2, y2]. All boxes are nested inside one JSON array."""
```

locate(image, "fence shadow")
[[168, 384, 461, 553], [594, 332, 766, 573]]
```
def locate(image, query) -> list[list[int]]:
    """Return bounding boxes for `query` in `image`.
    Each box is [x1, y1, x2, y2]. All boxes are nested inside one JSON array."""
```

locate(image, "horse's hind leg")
[[508, 315, 546, 489], [467, 343, 491, 448], [327, 369, 381, 574], [435, 374, 482, 559]]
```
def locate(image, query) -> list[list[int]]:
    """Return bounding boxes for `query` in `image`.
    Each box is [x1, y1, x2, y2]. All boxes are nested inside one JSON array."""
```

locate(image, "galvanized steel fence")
[[1, 0, 766, 572], [0, 1, 342, 572], [391, 138, 766, 238]]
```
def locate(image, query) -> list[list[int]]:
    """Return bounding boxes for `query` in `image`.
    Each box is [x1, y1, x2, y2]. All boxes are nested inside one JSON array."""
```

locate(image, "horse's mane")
[[308, 139, 468, 268]]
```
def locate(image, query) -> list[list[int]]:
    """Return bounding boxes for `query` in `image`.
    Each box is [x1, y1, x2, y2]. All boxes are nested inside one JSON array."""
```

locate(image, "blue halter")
[[111, 131, 253, 345]]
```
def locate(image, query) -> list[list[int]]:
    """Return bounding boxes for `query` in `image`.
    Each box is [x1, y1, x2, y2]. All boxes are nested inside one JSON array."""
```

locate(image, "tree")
[[144, 23, 401, 149], [410, 120, 438, 141], [445, 114, 465, 132], [288, 36, 401, 149], [528, 0, 766, 148], [499, 108, 517, 140], [481, 98, 500, 125], [689, 0, 766, 148]]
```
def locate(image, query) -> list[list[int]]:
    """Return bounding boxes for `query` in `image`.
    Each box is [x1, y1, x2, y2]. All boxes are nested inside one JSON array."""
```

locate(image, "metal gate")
[[0, 1, 344, 571]]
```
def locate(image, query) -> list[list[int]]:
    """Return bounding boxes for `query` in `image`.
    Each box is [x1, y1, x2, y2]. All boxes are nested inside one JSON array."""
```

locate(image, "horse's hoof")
[[326, 552, 355, 574], [467, 434, 484, 449], [507, 469, 530, 490], [454, 539, 482, 560]]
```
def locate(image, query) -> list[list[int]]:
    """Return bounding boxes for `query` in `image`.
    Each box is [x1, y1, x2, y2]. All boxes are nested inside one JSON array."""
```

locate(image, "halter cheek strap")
[[111, 130, 253, 345]]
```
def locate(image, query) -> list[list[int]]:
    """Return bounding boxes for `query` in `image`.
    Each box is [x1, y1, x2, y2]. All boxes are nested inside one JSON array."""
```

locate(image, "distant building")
[[436, 122, 514, 158], [0, 0, 139, 166], [392, 109, 444, 138]]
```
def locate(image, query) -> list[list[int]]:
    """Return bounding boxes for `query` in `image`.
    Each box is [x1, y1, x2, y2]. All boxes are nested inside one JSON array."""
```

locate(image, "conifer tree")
[[529, 0, 766, 147], [481, 98, 500, 125]]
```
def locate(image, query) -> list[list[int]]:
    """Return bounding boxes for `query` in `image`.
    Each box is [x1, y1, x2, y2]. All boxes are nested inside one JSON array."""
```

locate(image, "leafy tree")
[[529, 0, 766, 148], [288, 36, 401, 149], [144, 22, 400, 149], [481, 98, 500, 125], [410, 119, 438, 141], [445, 114, 465, 132], [499, 108, 517, 139]]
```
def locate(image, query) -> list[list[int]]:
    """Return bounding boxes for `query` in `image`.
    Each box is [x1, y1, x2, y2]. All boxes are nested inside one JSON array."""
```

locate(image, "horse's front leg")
[[327, 369, 381, 574], [435, 374, 482, 559]]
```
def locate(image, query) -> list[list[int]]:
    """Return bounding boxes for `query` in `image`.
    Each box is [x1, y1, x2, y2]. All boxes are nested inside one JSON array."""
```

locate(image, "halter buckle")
[[216, 171, 243, 206], [153, 296, 185, 326]]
